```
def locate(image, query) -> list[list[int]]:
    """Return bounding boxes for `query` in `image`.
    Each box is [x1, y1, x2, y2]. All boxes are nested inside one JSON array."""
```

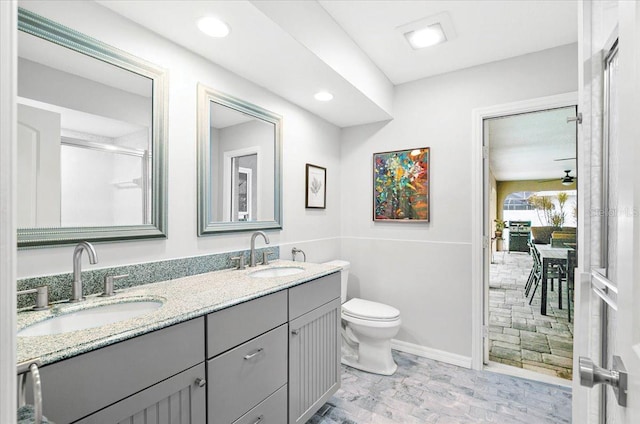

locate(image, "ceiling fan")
[[560, 170, 576, 185], [538, 169, 576, 185]]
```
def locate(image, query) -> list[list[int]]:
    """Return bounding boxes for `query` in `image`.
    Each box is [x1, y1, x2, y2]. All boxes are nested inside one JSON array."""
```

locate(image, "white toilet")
[[324, 260, 401, 375]]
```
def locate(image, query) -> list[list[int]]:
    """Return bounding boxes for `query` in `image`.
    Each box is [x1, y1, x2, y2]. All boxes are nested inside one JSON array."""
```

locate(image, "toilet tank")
[[323, 260, 350, 303]]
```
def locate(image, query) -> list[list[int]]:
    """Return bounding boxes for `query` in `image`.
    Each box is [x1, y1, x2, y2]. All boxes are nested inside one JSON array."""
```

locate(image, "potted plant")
[[494, 219, 507, 238]]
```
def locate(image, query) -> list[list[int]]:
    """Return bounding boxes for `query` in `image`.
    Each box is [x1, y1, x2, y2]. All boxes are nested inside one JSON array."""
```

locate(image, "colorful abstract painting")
[[373, 147, 430, 221]]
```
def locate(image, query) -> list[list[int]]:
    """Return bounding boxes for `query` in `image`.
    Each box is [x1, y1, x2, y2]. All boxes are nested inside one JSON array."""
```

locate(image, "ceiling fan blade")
[[554, 157, 576, 161]]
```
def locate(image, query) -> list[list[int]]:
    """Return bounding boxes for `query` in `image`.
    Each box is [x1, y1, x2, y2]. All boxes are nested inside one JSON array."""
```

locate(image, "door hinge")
[[482, 325, 489, 338], [483, 236, 489, 249], [567, 112, 583, 124], [482, 146, 489, 159]]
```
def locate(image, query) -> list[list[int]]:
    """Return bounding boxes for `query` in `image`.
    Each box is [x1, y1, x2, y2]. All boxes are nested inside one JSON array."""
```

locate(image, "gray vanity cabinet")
[[288, 273, 341, 424], [24, 273, 341, 424]]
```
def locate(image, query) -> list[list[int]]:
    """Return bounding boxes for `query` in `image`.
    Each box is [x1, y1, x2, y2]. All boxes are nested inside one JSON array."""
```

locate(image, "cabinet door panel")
[[76, 363, 206, 424], [289, 298, 341, 424]]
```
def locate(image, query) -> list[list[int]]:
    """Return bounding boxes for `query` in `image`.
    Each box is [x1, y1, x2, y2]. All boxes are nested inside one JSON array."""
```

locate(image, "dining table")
[[534, 244, 573, 315]]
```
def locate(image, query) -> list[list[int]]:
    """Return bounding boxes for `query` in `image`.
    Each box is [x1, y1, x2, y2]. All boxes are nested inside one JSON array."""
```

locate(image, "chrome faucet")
[[71, 241, 98, 302], [249, 231, 270, 267]]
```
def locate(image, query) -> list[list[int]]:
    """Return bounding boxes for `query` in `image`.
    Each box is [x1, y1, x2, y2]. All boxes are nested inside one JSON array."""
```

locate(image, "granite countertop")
[[17, 260, 339, 366]]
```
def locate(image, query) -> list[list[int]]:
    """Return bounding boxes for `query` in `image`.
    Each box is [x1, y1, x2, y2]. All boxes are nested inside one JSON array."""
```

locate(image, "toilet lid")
[[342, 298, 400, 321]]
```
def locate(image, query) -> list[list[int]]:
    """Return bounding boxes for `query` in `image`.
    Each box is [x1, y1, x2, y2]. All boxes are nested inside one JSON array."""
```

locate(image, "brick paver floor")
[[488, 251, 574, 380]]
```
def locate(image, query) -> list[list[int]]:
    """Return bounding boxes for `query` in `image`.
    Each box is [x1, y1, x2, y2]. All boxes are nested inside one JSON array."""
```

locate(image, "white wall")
[[17, 0, 342, 277], [340, 43, 578, 358]]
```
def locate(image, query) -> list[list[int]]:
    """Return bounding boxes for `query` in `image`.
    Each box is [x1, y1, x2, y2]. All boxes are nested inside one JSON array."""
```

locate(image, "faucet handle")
[[231, 256, 246, 270], [262, 251, 275, 266], [100, 274, 129, 297], [17, 286, 49, 311]]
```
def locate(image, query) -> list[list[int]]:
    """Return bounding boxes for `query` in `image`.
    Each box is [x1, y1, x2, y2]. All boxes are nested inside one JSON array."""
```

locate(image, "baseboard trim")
[[390, 339, 473, 369]]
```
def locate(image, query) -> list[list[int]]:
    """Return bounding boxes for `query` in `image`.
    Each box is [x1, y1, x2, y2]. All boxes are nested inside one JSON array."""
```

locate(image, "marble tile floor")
[[309, 351, 571, 424], [488, 251, 574, 380]]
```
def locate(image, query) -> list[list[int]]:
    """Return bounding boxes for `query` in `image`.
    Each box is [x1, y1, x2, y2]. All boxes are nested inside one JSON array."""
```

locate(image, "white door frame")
[[470, 92, 579, 373], [0, 1, 17, 423]]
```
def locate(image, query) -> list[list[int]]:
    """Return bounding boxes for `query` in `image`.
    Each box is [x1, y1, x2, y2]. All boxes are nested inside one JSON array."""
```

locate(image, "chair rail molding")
[[470, 91, 578, 371]]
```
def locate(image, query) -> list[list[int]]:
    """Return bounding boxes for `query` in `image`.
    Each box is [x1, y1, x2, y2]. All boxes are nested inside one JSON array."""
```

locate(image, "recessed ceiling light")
[[314, 91, 333, 102], [197, 16, 230, 38], [396, 12, 456, 50], [405, 24, 446, 49]]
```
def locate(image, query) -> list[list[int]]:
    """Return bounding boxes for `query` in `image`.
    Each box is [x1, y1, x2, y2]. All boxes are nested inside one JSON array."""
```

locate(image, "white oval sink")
[[18, 300, 163, 337], [249, 266, 304, 278]]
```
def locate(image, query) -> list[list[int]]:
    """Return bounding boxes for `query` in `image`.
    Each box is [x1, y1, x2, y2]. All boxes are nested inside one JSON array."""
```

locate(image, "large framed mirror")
[[197, 84, 282, 235], [17, 8, 168, 248]]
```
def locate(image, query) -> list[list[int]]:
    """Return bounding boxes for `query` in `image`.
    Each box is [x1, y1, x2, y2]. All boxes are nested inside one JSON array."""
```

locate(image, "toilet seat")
[[342, 298, 400, 322]]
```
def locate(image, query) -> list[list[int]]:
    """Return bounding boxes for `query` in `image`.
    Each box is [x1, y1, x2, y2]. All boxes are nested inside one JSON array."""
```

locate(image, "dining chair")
[[524, 241, 539, 296], [526, 246, 542, 301], [565, 249, 577, 322], [528, 247, 562, 306]]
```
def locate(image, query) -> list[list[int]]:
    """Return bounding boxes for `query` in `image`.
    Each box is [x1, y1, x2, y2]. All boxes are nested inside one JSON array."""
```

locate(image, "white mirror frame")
[[17, 8, 168, 248], [197, 84, 282, 235]]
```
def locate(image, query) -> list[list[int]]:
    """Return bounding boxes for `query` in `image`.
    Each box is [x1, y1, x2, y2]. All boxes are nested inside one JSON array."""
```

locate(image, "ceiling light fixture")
[[405, 24, 446, 49], [397, 12, 456, 51], [314, 91, 333, 102], [197, 16, 230, 38]]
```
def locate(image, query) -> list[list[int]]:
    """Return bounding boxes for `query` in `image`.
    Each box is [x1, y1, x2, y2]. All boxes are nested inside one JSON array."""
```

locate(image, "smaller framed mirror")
[[197, 84, 282, 235]]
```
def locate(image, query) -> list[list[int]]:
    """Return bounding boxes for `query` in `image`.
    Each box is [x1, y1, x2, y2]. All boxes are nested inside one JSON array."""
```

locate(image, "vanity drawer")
[[207, 324, 288, 424], [207, 290, 287, 358], [232, 384, 287, 424], [289, 272, 340, 320]]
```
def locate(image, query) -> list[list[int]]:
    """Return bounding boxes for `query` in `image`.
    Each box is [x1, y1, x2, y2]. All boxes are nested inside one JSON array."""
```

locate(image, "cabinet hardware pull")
[[244, 348, 264, 360], [291, 329, 299, 335], [251, 415, 264, 424], [195, 378, 206, 388]]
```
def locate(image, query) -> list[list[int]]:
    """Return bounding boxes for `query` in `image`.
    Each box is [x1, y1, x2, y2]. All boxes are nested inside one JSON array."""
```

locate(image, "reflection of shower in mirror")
[[17, 98, 152, 228]]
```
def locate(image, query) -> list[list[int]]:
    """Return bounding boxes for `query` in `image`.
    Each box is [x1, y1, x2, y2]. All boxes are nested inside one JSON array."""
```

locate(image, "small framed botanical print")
[[305, 163, 326, 209]]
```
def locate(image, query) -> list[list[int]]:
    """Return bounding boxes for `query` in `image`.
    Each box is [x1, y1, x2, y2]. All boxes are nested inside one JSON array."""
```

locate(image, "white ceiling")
[[487, 106, 577, 182], [97, 0, 578, 128], [319, 0, 578, 85]]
